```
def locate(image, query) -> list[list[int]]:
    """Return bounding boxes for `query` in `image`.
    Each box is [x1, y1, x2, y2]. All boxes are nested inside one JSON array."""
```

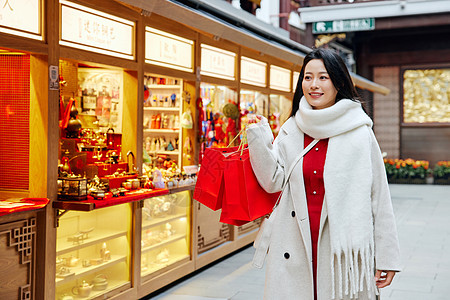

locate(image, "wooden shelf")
[[142, 213, 187, 230], [141, 233, 186, 254], [147, 85, 181, 89], [168, 184, 195, 194], [55, 255, 126, 286], [144, 129, 180, 134], [144, 107, 180, 111], [53, 189, 169, 212], [145, 150, 180, 155], [57, 280, 130, 299], [141, 254, 190, 278], [57, 229, 127, 255]]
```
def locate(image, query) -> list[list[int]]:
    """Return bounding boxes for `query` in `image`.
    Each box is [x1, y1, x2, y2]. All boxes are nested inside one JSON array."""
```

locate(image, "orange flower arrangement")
[[433, 161, 450, 183], [384, 158, 430, 181]]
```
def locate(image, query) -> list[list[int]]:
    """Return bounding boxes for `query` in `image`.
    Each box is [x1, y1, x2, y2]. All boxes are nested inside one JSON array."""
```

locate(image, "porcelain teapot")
[[72, 280, 93, 297], [92, 274, 108, 291]]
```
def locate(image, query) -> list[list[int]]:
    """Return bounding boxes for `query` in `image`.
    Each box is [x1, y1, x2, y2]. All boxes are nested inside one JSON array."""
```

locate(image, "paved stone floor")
[[146, 184, 450, 300]]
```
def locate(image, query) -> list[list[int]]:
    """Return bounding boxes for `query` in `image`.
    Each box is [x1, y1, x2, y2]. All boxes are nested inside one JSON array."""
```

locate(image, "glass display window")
[[269, 94, 292, 136], [141, 191, 191, 277], [78, 68, 123, 133], [199, 83, 238, 149], [55, 203, 132, 299], [58, 59, 137, 202], [143, 74, 183, 169], [240, 89, 269, 129], [403, 68, 450, 123]]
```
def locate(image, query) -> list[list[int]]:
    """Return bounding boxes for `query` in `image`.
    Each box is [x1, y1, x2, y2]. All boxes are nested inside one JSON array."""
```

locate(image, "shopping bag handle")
[[227, 126, 248, 155]]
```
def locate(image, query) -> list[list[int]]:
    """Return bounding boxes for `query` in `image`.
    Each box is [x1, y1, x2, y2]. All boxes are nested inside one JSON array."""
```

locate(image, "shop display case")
[[143, 75, 184, 168], [269, 94, 292, 136], [141, 190, 191, 278], [55, 203, 132, 300]]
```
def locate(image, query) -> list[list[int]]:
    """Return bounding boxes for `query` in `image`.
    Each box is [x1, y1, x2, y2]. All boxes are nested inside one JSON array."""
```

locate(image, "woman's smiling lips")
[[309, 92, 324, 99]]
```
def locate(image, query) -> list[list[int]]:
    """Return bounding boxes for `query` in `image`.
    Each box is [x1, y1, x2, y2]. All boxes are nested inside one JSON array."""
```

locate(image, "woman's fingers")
[[375, 270, 396, 288]]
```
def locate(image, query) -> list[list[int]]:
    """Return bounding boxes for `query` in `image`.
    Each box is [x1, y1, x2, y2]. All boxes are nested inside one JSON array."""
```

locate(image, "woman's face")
[[302, 59, 338, 110]]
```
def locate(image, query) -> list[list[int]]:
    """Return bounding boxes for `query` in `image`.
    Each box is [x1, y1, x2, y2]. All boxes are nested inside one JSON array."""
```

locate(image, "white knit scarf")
[[296, 97, 377, 299]]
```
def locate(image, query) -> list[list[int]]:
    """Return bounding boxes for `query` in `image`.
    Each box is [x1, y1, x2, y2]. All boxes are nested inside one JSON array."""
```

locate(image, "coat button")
[[315, 147, 319, 151], [284, 252, 290, 259], [291, 211, 295, 217], [313, 170, 317, 174], [313, 191, 317, 195]]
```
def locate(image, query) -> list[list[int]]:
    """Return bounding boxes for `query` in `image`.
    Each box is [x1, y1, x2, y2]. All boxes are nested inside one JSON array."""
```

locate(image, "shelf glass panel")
[[140, 191, 191, 276], [55, 203, 132, 299]]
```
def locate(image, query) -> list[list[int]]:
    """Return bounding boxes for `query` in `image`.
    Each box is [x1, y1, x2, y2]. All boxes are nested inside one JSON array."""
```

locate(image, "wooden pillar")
[[35, 0, 59, 298]]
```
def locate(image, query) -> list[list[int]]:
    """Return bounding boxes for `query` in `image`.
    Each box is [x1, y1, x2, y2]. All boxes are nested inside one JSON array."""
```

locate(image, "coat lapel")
[[279, 120, 313, 269]]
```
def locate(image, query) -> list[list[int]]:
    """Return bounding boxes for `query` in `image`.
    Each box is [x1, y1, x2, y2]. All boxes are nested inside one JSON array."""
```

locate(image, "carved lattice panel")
[[0, 217, 36, 300], [196, 202, 231, 254], [237, 217, 263, 235]]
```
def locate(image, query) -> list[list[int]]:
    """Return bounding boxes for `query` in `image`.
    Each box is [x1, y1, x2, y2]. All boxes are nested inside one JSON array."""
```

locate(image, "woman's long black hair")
[[290, 48, 364, 117]]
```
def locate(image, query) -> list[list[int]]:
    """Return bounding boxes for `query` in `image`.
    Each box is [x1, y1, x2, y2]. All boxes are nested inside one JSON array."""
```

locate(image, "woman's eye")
[[304, 75, 312, 80], [320, 76, 328, 80]]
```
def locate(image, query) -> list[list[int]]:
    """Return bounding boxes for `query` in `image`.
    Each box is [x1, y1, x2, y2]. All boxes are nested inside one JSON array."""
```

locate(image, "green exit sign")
[[313, 18, 375, 34]]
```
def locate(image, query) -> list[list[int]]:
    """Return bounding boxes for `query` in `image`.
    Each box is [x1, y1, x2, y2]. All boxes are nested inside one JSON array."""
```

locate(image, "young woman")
[[247, 48, 401, 300]]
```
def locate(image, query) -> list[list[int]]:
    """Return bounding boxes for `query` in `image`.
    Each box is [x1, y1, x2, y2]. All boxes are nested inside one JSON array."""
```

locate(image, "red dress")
[[303, 134, 329, 300]]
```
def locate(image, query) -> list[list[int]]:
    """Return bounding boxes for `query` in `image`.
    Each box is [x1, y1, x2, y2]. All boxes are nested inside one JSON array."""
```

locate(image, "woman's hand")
[[374, 270, 396, 288]]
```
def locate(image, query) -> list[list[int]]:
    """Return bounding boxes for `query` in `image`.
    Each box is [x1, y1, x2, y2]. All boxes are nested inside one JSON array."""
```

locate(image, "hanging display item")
[[198, 83, 238, 165]]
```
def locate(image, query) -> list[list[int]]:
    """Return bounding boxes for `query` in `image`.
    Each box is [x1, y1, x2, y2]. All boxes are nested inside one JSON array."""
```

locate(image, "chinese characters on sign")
[[60, 0, 134, 60], [0, 0, 41, 40], [241, 56, 267, 87], [3, 0, 13, 11], [145, 27, 194, 73], [200, 44, 236, 81], [270, 65, 291, 92], [313, 18, 375, 34], [79, 18, 116, 44]]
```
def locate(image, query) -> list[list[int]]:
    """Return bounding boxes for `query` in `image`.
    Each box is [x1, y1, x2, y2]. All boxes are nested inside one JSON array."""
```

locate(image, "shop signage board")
[[292, 71, 300, 92], [60, 0, 135, 60], [240, 56, 266, 87], [200, 44, 236, 81], [313, 18, 375, 34], [0, 0, 42, 40], [145, 27, 194, 73], [270, 65, 291, 92]]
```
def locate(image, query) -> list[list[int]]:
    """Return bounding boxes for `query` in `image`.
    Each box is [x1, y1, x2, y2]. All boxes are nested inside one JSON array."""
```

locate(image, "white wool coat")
[[247, 109, 401, 300]]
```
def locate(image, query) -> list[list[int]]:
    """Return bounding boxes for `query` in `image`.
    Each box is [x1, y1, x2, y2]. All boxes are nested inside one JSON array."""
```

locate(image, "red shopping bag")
[[220, 147, 280, 225], [193, 146, 240, 210]]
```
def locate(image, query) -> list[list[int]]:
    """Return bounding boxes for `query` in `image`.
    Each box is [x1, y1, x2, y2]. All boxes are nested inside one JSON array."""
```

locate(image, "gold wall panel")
[[403, 69, 450, 123]]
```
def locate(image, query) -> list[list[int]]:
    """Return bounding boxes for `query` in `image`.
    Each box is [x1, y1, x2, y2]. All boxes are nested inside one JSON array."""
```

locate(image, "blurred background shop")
[[0, 1, 447, 299], [294, 0, 450, 166]]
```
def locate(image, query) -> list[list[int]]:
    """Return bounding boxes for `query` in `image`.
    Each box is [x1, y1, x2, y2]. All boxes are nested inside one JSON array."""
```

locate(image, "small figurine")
[[100, 242, 111, 261]]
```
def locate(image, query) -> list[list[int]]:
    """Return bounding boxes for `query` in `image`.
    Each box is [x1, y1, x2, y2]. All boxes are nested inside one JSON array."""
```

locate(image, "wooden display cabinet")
[[55, 203, 132, 300], [143, 75, 184, 168], [140, 190, 191, 279]]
